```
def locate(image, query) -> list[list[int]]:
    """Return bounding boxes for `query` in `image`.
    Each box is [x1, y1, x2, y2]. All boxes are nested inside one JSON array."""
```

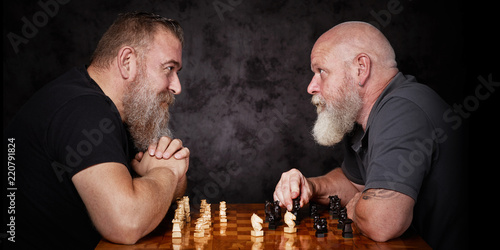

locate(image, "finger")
[[155, 136, 172, 158], [148, 144, 157, 157], [274, 185, 285, 208], [273, 190, 279, 202], [288, 174, 301, 199], [135, 151, 144, 161], [163, 139, 183, 159], [280, 175, 294, 211], [299, 179, 312, 207], [131, 158, 140, 174], [174, 147, 190, 159]]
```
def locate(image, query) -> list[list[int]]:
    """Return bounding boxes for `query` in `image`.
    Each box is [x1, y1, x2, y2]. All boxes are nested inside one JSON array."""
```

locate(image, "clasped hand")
[[131, 136, 190, 178]]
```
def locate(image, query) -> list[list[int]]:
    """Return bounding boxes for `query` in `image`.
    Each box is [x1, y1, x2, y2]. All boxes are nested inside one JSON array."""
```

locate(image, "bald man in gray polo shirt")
[[273, 21, 467, 249]]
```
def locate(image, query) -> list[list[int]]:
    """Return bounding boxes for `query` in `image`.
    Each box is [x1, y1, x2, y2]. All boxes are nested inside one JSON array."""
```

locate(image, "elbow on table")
[[102, 227, 142, 245], [355, 210, 410, 242], [362, 226, 403, 243], [99, 220, 144, 245], [357, 216, 411, 243]]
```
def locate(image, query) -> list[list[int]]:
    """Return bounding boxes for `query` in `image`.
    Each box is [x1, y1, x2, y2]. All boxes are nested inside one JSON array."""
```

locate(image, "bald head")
[[314, 21, 397, 70], [308, 21, 400, 133]]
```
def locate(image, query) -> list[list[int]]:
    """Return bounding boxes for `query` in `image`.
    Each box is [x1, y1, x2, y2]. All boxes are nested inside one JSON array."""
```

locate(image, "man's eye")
[[319, 69, 325, 74]]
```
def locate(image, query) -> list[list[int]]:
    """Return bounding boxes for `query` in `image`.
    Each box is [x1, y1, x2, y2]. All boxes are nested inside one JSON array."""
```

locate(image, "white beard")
[[311, 75, 362, 146]]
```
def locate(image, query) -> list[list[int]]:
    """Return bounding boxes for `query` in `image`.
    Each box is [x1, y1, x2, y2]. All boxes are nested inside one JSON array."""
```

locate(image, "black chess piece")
[[342, 219, 353, 238], [273, 200, 282, 225], [292, 197, 300, 215], [291, 197, 301, 225], [329, 195, 341, 219], [265, 200, 273, 222], [337, 207, 347, 229], [268, 212, 276, 230], [309, 202, 318, 218], [328, 195, 336, 212], [331, 200, 341, 219], [315, 218, 328, 237], [313, 214, 320, 227]]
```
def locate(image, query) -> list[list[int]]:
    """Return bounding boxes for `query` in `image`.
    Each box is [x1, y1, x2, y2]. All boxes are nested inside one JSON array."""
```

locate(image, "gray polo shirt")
[[341, 72, 467, 249]]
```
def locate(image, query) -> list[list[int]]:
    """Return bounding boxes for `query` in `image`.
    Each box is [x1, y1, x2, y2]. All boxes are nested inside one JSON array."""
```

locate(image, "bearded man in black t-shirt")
[[5, 12, 190, 249]]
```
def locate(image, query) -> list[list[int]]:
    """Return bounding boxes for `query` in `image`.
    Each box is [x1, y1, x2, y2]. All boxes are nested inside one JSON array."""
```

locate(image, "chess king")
[[273, 21, 467, 249]]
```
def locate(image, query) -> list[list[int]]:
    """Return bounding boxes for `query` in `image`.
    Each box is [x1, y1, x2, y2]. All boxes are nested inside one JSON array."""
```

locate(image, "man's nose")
[[307, 75, 320, 95]]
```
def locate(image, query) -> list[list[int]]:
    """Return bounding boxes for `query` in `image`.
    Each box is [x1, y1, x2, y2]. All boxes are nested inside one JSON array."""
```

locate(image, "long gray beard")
[[123, 76, 174, 151]]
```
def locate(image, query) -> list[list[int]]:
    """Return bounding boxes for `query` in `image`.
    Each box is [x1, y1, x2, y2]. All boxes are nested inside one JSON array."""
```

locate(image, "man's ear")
[[355, 53, 371, 87], [116, 46, 138, 80]]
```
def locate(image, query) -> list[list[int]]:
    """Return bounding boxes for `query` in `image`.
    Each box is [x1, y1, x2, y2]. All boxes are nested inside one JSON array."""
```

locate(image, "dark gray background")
[[3, 0, 493, 205]]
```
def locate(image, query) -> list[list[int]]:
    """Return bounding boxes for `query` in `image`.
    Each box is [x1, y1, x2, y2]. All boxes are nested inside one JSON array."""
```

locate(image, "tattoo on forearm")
[[362, 189, 397, 200]]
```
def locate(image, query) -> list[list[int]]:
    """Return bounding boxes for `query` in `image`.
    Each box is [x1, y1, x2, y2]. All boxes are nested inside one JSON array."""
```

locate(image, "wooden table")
[[96, 203, 430, 249]]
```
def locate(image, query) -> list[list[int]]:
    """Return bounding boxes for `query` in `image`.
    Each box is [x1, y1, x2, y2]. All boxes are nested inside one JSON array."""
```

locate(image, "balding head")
[[313, 21, 397, 70], [308, 22, 400, 144]]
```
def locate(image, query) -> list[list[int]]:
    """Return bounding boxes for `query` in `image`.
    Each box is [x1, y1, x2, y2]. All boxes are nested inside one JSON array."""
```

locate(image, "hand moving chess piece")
[[251, 213, 264, 236], [284, 211, 297, 233]]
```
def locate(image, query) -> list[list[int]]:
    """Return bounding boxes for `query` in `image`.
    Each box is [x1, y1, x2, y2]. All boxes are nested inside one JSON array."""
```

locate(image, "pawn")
[[312, 214, 320, 230], [314, 218, 328, 237], [342, 219, 354, 238]]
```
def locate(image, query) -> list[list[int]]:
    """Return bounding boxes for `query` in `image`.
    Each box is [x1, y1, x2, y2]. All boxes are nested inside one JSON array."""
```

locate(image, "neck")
[[357, 71, 398, 130], [87, 64, 127, 121]]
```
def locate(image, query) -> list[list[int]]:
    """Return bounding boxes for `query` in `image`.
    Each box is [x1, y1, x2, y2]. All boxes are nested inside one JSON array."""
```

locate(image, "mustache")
[[311, 95, 325, 105], [158, 91, 176, 106], [311, 94, 326, 109]]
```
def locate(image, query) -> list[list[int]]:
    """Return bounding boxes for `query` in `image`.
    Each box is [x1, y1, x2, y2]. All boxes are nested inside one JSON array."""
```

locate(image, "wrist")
[[307, 178, 317, 198]]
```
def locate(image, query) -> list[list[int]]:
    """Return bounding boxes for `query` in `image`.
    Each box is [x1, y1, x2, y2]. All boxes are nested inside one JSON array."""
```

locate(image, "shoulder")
[[43, 67, 110, 106], [25, 67, 120, 125], [367, 74, 451, 138], [373, 74, 450, 128]]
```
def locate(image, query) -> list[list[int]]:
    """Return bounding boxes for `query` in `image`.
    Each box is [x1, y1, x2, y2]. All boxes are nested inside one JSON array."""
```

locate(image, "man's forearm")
[[73, 161, 183, 245], [129, 167, 180, 240], [308, 168, 359, 206], [173, 174, 187, 199]]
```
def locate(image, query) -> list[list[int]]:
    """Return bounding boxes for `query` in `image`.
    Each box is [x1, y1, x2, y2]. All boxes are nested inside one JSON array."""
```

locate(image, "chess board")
[[95, 203, 431, 249]]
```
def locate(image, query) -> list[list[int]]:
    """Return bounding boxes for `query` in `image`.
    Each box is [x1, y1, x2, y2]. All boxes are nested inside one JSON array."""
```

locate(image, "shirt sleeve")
[[364, 97, 435, 201], [46, 95, 129, 178]]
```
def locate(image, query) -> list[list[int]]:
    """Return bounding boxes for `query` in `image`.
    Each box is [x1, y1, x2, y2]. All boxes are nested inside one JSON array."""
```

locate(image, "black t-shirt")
[[4, 67, 132, 249], [341, 73, 468, 249]]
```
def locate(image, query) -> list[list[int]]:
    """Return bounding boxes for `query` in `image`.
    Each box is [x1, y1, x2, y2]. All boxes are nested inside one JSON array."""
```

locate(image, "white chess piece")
[[284, 211, 297, 233], [251, 213, 264, 236]]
